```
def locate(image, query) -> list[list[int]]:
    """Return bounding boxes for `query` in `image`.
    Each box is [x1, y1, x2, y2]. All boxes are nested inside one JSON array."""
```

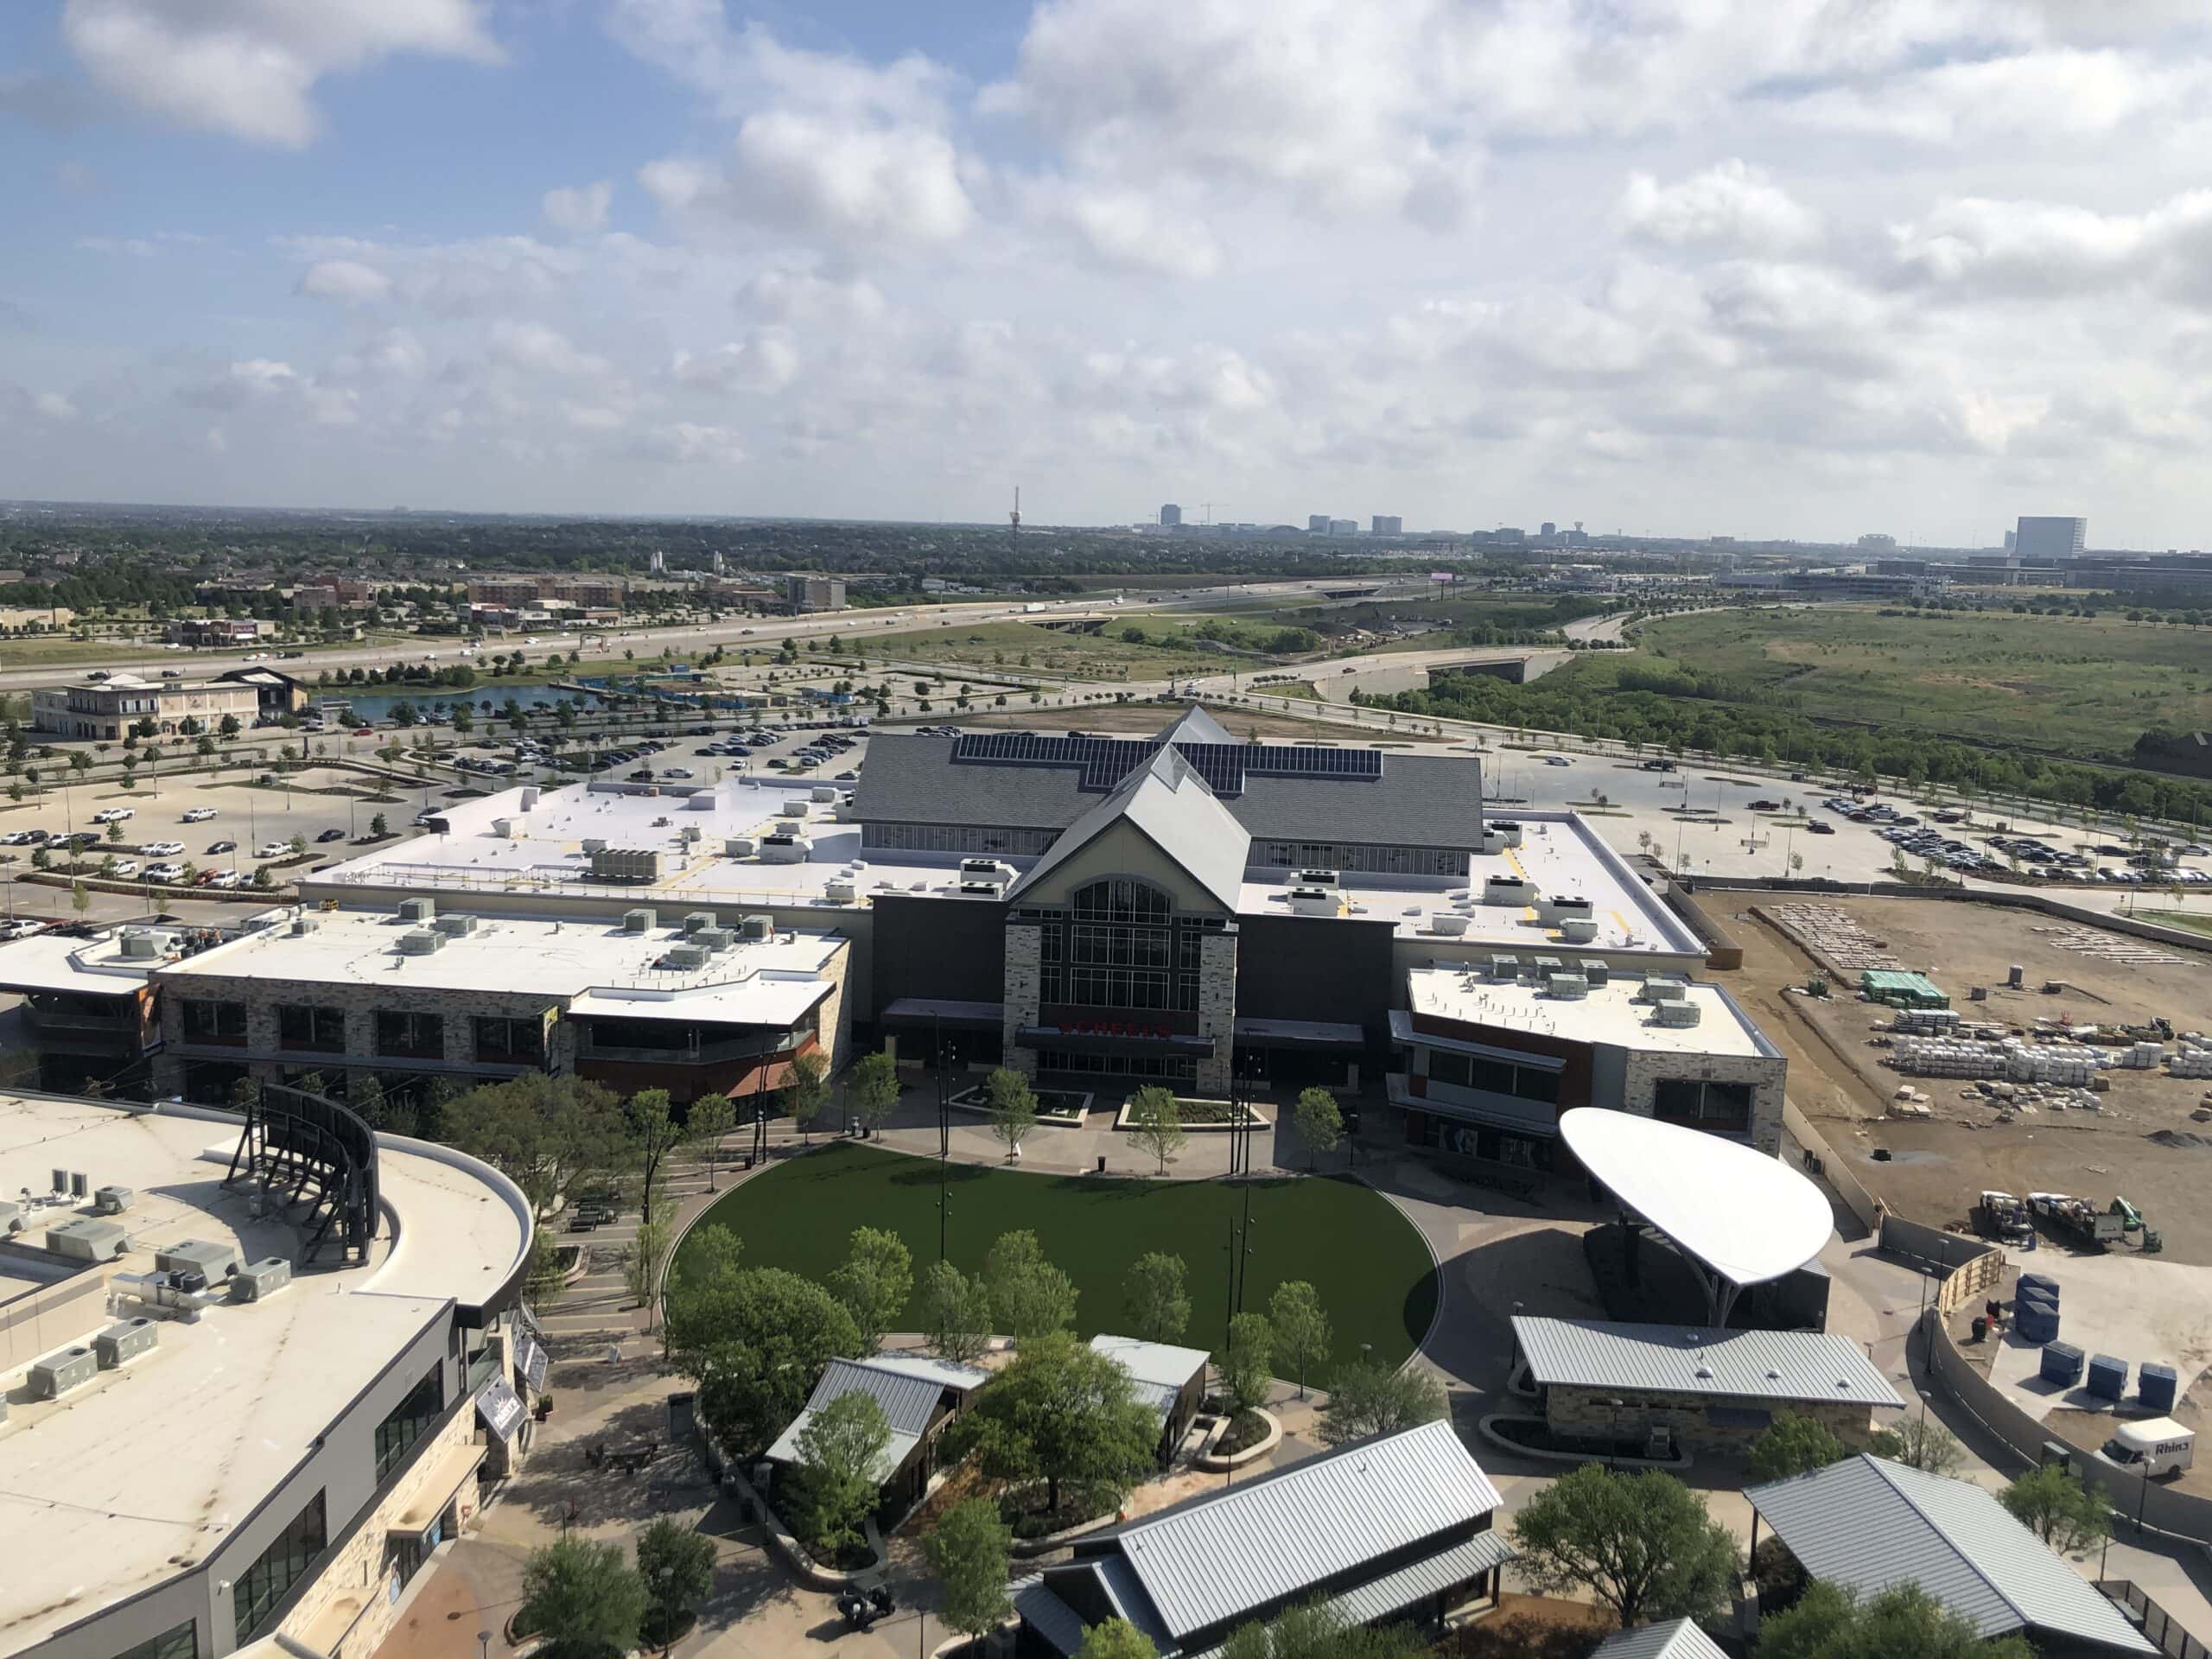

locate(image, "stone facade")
[[1195, 926, 1238, 1096], [1619, 1046, 1787, 1156], [1546, 1382, 1875, 1456], [1001, 920, 1042, 1078]]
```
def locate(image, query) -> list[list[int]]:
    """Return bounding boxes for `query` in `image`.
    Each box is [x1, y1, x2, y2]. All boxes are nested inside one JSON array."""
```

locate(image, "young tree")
[[920, 1259, 992, 1362], [632, 1519, 716, 1649], [1122, 1251, 1191, 1344], [1758, 1580, 2034, 1659], [350, 1072, 387, 1128], [1077, 1620, 1158, 1659], [784, 1049, 830, 1144], [1747, 1411, 1849, 1484], [370, 811, 388, 837], [1221, 1313, 1274, 1416], [1127, 1084, 1186, 1173], [925, 1499, 1014, 1643], [1268, 1281, 1332, 1399], [1999, 1464, 2112, 1556], [1869, 1415, 1965, 1477], [69, 880, 90, 919], [849, 1050, 900, 1135], [1510, 1465, 1739, 1629], [828, 1225, 914, 1354], [622, 1087, 685, 1224], [945, 1331, 1160, 1513], [789, 1390, 893, 1558], [518, 1537, 647, 1659], [1290, 1087, 1343, 1170], [986, 1067, 1037, 1160], [983, 1229, 1078, 1340], [1218, 1602, 1425, 1659], [686, 1093, 736, 1191], [627, 1217, 673, 1319], [1317, 1357, 1445, 1446]]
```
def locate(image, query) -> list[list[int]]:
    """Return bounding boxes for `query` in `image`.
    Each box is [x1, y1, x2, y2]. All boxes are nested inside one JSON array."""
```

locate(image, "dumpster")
[[2087, 1353, 2128, 1402], [2040, 1343, 2084, 1387]]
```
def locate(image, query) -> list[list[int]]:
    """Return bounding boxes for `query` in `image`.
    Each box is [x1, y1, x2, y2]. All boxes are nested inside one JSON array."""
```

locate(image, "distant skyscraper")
[[2015, 516, 2087, 561], [711, 549, 727, 575], [1540, 522, 1557, 538], [2004, 530, 2017, 552], [648, 549, 665, 573], [1371, 515, 1403, 536], [1307, 514, 1331, 533], [1160, 504, 1183, 526], [1328, 518, 1358, 537]]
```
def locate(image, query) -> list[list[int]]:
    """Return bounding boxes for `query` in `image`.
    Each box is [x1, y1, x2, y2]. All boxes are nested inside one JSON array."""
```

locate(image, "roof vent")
[[1694, 1365, 1714, 1380], [290, 915, 319, 936], [398, 928, 444, 955]]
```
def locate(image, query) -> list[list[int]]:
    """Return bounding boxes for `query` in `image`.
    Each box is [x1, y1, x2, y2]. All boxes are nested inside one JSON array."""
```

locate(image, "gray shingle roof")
[[1747, 1456, 2157, 1653], [1514, 1317, 1904, 1409], [1592, 1619, 1730, 1659], [1006, 747, 1250, 912], [1103, 1419, 1503, 1641]]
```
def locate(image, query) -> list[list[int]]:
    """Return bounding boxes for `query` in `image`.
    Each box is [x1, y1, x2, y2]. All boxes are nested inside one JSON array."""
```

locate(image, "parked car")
[[1807, 820, 1834, 835], [206, 870, 243, 888], [316, 828, 346, 842], [91, 807, 134, 824], [182, 806, 217, 823], [143, 862, 186, 884], [256, 841, 288, 858], [143, 840, 185, 856], [208, 839, 237, 854], [108, 859, 140, 877], [0, 919, 47, 940]]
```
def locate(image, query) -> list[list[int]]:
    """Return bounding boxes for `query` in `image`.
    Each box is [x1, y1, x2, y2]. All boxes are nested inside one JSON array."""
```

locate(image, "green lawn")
[[2138, 910, 2212, 938], [678, 1142, 1435, 1369], [861, 618, 1230, 682], [1636, 607, 2212, 761]]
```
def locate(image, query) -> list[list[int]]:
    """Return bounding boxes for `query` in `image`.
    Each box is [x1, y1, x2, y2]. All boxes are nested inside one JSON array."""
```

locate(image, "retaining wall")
[[1780, 1098, 1885, 1234]]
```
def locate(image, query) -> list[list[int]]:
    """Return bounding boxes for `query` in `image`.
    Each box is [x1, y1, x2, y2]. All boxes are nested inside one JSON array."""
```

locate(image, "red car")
[[353, 727, 375, 737]]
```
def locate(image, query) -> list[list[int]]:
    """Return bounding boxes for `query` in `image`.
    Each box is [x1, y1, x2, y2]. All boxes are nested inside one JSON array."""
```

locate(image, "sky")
[[3, 1, 2212, 544]]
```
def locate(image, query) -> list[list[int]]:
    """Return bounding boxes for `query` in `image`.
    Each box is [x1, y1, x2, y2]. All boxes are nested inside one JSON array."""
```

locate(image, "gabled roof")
[[1514, 1318, 1904, 1409], [1090, 1333, 1212, 1392], [1154, 704, 1237, 747], [1005, 746, 1250, 912], [1747, 1457, 2156, 1653], [1095, 1419, 1503, 1641], [764, 1357, 944, 1479], [856, 1351, 991, 1394], [1592, 1618, 1730, 1659]]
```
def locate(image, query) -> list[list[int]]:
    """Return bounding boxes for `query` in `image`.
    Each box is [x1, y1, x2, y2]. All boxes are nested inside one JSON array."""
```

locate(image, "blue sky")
[[4, 1, 2212, 543]]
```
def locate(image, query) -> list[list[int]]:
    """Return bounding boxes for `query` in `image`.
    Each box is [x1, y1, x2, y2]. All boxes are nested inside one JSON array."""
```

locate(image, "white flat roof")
[[1560, 1107, 1830, 1287], [0, 1094, 528, 1657], [1090, 1332, 1211, 1390], [156, 906, 844, 1021], [1402, 969, 1770, 1059], [0, 929, 164, 996]]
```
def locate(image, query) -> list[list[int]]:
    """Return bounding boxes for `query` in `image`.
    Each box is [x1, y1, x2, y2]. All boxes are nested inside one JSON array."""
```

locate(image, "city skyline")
[[3, 3, 2212, 543]]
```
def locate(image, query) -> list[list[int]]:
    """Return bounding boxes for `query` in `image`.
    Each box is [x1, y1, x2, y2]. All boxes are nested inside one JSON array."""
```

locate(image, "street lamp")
[[1605, 1398, 1626, 1471]]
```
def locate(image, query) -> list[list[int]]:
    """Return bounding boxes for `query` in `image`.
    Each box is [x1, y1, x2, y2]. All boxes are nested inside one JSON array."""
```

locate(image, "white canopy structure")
[[1560, 1108, 1832, 1325]]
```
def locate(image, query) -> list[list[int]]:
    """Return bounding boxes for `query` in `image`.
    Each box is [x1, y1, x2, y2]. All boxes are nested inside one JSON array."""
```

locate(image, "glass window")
[[473, 1014, 545, 1065], [232, 1491, 327, 1646], [115, 1621, 197, 1659], [375, 1010, 445, 1058], [1428, 1051, 1472, 1090], [276, 1005, 346, 1051], [1652, 1078, 1752, 1130], [375, 1367, 445, 1480], [181, 999, 247, 1043]]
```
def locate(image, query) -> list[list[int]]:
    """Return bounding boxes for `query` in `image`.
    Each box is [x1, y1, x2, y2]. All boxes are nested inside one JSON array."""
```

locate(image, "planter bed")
[[948, 1084, 1090, 1126], [1476, 1413, 1691, 1470], [1111, 1096, 1266, 1133]]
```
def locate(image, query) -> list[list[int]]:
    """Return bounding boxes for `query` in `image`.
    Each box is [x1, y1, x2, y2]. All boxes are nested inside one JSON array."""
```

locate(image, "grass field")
[[864, 618, 1232, 682], [1635, 606, 2212, 760], [2138, 910, 2212, 938], [678, 1142, 1436, 1368]]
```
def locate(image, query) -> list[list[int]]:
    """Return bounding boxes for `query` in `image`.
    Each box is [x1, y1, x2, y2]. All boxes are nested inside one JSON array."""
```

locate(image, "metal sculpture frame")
[[224, 1081, 380, 1263]]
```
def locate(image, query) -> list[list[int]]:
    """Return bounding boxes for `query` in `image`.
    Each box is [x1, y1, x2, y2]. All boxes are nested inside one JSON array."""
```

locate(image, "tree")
[[1127, 1084, 1186, 1173], [788, 1390, 893, 1557], [627, 1217, 673, 1318], [350, 1072, 387, 1128], [983, 1229, 1077, 1341], [1999, 1464, 2111, 1556], [945, 1331, 1160, 1512], [632, 1521, 715, 1647], [1869, 1415, 1965, 1477], [661, 1230, 861, 1456], [1291, 1087, 1343, 1170], [69, 880, 90, 919], [1077, 1620, 1157, 1659], [289, 831, 307, 855], [828, 1225, 914, 1354], [784, 1048, 829, 1143], [849, 1050, 900, 1135], [1748, 1411, 1849, 1484], [1122, 1252, 1191, 1344], [518, 1537, 647, 1659], [1222, 1312, 1274, 1415], [687, 1093, 736, 1191], [1758, 1580, 2035, 1659], [1317, 1357, 1445, 1446], [1217, 1602, 1424, 1659], [925, 1499, 1014, 1643], [986, 1066, 1037, 1160], [1268, 1281, 1332, 1399], [442, 1073, 627, 1217], [920, 1259, 992, 1362], [370, 811, 388, 837], [622, 1088, 685, 1224], [105, 817, 124, 842], [1510, 1465, 1739, 1629]]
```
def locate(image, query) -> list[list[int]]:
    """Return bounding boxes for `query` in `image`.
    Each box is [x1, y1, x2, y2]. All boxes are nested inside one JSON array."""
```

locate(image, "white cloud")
[[487, 321, 610, 378], [1050, 187, 1220, 279], [1622, 162, 1820, 255], [299, 259, 393, 305], [78, 236, 154, 258], [672, 335, 800, 396], [62, 0, 499, 148], [632, 422, 748, 467], [1889, 190, 2212, 302], [543, 182, 613, 235], [35, 392, 79, 422]]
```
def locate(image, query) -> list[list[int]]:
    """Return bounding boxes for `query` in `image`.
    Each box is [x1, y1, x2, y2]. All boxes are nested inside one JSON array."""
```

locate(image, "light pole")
[[1605, 1397, 1625, 1471]]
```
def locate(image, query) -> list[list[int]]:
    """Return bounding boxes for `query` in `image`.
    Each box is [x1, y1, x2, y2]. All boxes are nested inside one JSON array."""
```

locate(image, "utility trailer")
[[2031, 1192, 2126, 1249]]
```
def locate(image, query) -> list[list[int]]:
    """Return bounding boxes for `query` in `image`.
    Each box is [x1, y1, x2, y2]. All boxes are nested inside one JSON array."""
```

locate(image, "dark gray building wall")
[[1235, 914, 1396, 1054], [870, 895, 1005, 1015]]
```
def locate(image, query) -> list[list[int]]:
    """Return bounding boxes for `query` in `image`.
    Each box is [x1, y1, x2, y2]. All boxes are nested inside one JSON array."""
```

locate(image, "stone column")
[[1002, 920, 1041, 1078], [1195, 925, 1238, 1097]]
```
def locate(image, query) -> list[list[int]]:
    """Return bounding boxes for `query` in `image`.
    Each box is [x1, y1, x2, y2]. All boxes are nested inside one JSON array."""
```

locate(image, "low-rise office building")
[[0, 1087, 534, 1659], [32, 674, 263, 741], [1090, 1333, 1211, 1460]]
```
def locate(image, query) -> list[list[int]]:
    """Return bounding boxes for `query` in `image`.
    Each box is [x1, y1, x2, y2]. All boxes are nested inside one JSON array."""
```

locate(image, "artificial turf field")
[[678, 1142, 1437, 1369]]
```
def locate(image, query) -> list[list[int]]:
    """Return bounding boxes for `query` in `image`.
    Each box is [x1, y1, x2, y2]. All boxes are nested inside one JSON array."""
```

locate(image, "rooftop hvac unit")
[[1430, 912, 1471, 936], [723, 836, 757, 859], [740, 914, 773, 942], [1488, 820, 1524, 848], [157, 1239, 241, 1281], [1547, 973, 1590, 1000], [1542, 894, 1593, 921], [434, 913, 479, 937], [958, 858, 1017, 884], [1640, 972, 1687, 1002], [0, 1202, 22, 1235], [1287, 887, 1339, 917], [621, 908, 656, 933], [1656, 1001, 1705, 1027], [94, 1318, 157, 1368], [811, 785, 838, 803], [824, 879, 858, 904], [520, 786, 539, 810], [46, 1217, 128, 1262], [1532, 956, 1563, 974], [590, 847, 663, 883], [1292, 868, 1341, 889], [683, 791, 716, 811], [93, 1185, 132, 1216], [232, 1257, 293, 1301], [29, 1346, 98, 1399], [1481, 875, 1530, 906], [290, 915, 319, 936], [1584, 959, 1611, 986], [663, 943, 709, 970], [399, 897, 435, 924], [582, 837, 608, 855], [70, 1173, 86, 1200], [118, 928, 167, 960], [1488, 955, 1522, 982], [491, 817, 515, 838], [1560, 918, 1599, 944], [779, 799, 810, 819], [760, 833, 812, 864], [695, 926, 734, 953], [958, 878, 1007, 899], [398, 928, 444, 955], [680, 825, 702, 843], [683, 911, 716, 936]]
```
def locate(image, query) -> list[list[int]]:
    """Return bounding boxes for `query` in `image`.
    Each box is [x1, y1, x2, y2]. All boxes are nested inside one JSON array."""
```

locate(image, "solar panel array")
[[949, 731, 1380, 798]]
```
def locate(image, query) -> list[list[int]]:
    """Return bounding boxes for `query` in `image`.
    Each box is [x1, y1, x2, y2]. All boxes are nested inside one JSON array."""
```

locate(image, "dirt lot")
[[1705, 893, 2212, 1263]]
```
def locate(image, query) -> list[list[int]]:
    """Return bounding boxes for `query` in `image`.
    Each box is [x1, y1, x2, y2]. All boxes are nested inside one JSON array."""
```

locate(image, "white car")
[[91, 807, 134, 823], [0, 830, 37, 847], [206, 870, 243, 889], [143, 862, 186, 884], [142, 841, 185, 857], [108, 859, 140, 877], [0, 919, 46, 941], [256, 841, 288, 858], [181, 806, 217, 823]]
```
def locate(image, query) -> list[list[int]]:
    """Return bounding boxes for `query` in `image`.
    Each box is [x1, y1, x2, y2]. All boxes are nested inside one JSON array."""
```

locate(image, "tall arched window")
[[1053, 876, 1187, 1011]]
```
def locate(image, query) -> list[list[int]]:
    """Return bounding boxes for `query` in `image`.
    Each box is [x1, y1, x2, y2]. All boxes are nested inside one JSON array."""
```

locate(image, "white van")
[[2104, 1419, 2194, 1479]]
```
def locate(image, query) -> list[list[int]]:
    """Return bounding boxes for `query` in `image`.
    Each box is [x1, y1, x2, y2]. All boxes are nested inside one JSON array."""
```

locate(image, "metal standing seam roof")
[[1105, 1419, 1504, 1640], [763, 1357, 943, 1475], [1590, 1618, 1731, 1659], [1005, 747, 1251, 912], [851, 1351, 991, 1394], [1513, 1317, 1904, 1409], [1179, 1531, 1518, 1659], [1090, 1333, 1212, 1393], [1746, 1457, 2158, 1654]]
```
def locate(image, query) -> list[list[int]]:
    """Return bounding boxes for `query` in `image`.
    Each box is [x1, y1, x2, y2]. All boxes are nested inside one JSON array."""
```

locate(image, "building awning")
[[1387, 1009, 1566, 1071], [389, 1438, 488, 1538], [1388, 1074, 1560, 1135], [1019, 1025, 1217, 1057], [475, 1378, 526, 1441], [1234, 1017, 1366, 1049], [881, 997, 1005, 1030]]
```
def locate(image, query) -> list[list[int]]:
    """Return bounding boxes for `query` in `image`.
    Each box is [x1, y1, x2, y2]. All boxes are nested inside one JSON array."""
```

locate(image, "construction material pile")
[[2171, 1035, 2212, 1081], [1891, 1035, 2107, 1085], [1761, 903, 1900, 974]]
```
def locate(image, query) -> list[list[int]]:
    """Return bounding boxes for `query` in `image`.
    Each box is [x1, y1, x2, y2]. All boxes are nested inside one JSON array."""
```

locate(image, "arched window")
[[1058, 877, 1184, 1010], [1070, 877, 1171, 925]]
